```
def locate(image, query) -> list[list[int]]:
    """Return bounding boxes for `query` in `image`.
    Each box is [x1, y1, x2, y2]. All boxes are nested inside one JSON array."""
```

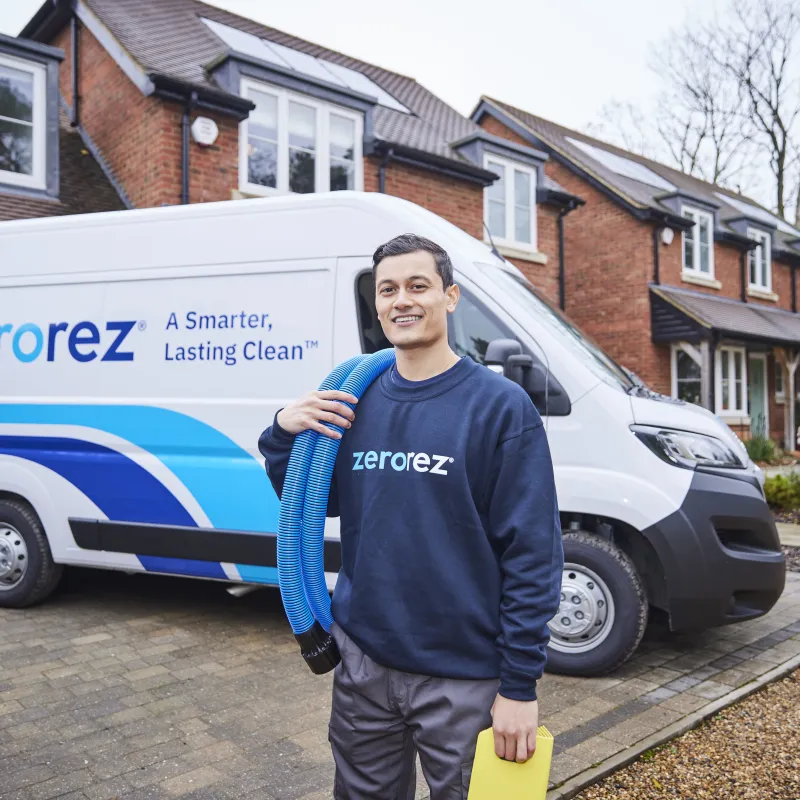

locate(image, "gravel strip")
[[785, 546, 800, 572], [574, 669, 800, 799]]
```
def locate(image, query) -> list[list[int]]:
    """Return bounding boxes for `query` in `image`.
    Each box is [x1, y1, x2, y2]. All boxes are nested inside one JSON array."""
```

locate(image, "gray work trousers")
[[328, 622, 499, 800]]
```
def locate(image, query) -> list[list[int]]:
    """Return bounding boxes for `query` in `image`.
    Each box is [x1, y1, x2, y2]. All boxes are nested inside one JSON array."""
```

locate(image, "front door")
[[749, 355, 768, 437]]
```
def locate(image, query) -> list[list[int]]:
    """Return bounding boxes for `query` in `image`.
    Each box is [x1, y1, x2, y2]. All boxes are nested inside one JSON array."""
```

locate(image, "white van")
[[0, 191, 785, 676]]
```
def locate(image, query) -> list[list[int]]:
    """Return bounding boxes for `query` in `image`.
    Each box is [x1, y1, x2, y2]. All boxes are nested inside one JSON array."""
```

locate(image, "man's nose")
[[393, 290, 413, 308]]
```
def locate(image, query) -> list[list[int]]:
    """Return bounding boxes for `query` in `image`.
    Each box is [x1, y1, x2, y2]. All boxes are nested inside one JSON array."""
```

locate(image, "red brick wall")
[[51, 23, 237, 208], [363, 156, 483, 239], [480, 115, 529, 148]]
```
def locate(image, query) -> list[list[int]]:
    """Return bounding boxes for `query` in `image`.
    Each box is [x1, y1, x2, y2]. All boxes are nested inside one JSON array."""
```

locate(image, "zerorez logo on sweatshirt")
[[352, 450, 454, 475]]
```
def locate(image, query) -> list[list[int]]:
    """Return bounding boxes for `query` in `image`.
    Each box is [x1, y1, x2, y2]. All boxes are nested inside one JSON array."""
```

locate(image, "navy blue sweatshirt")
[[258, 356, 563, 701]]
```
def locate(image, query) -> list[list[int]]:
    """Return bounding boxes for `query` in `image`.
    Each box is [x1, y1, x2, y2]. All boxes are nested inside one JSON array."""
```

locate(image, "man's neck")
[[394, 339, 461, 382]]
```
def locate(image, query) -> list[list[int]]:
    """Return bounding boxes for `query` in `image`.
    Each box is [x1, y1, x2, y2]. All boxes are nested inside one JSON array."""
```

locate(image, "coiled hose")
[[277, 348, 396, 673]]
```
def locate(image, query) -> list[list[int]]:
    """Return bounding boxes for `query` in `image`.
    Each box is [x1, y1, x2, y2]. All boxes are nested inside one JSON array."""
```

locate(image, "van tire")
[[545, 531, 648, 677], [0, 500, 63, 608]]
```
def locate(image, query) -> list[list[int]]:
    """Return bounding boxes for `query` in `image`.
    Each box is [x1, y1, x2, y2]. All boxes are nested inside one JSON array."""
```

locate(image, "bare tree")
[[720, 0, 800, 217]]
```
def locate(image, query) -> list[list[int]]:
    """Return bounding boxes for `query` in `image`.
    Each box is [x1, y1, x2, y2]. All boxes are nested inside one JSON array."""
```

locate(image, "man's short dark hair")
[[372, 233, 454, 290]]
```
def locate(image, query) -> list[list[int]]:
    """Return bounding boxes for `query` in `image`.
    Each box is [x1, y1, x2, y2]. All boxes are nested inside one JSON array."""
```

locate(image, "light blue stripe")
[[236, 564, 280, 585], [0, 404, 279, 533]]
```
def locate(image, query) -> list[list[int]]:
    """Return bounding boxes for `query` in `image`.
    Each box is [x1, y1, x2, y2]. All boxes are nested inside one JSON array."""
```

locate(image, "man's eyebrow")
[[406, 274, 433, 283]]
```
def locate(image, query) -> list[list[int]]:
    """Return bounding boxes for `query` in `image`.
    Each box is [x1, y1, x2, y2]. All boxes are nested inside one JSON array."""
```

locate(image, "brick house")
[[472, 96, 800, 447], [16, 0, 580, 265], [0, 32, 125, 221]]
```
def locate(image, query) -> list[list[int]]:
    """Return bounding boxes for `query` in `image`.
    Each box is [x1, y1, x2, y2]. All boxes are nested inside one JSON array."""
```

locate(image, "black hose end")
[[295, 620, 341, 674]]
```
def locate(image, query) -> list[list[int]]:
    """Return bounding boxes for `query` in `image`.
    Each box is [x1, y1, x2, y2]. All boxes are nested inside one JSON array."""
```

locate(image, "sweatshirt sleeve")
[[486, 406, 564, 702], [257, 413, 340, 518]]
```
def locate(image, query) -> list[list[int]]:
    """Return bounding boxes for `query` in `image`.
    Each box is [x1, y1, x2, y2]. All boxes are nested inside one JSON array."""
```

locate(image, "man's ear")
[[446, 284, 460, 313]]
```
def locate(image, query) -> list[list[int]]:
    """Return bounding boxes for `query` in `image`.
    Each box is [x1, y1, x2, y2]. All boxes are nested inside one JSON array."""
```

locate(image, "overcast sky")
[[1, 0, 722, 131]]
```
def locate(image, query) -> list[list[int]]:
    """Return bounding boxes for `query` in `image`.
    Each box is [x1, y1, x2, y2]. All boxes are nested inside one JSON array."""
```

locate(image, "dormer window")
[[681, 206, 714, 278], [0, 52, 46, 191], [239, 79, 363, 197], [747, 228, 771, 291], [483, 155, 537, 251]]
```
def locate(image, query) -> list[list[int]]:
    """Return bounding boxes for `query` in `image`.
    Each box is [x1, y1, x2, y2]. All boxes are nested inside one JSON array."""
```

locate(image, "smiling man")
[[258, 233, 563, 799]]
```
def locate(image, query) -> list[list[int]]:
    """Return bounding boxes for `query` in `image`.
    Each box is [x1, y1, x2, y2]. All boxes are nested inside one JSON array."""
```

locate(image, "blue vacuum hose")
[[277, 348, 396, 673]]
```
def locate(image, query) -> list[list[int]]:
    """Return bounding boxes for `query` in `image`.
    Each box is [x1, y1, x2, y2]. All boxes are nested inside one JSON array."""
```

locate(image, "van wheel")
[[546, 531, 647, 677], [0, 500, 63, 608]]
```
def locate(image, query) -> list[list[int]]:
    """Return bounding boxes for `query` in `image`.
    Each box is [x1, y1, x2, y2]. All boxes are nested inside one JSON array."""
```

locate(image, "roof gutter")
[[370, 141, 498, 187], [20, 0, 72, 41], [148, 73, 253, 121]]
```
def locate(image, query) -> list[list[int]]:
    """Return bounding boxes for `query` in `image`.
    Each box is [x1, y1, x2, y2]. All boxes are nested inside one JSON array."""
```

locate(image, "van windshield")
[[480, 264, 635, 391]]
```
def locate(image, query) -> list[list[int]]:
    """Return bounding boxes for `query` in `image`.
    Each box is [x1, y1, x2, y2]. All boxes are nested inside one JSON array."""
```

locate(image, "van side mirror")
[[485, 338, 571, 417]]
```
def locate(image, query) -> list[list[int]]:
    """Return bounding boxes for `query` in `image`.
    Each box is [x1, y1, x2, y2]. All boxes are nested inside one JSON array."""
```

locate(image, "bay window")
[[240, 79, 363, 196], [747, 228, 772, 291], [671, 344, 702, 405], [682, 207, 714, 278], [0, 52, 46, 190], [483, 155, 537, 251]]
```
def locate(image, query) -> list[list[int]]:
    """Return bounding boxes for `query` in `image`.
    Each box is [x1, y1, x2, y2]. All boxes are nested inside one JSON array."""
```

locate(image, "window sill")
[[682, 272, 721, 290], [747, 286, 779, 302], [491, 243, 548, 265], [717, 414, 751, 426], [776, 396, 786, 405]]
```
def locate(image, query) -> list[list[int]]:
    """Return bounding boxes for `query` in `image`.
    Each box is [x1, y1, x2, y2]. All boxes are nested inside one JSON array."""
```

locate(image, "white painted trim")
[[715, 345, 748, 416], [238, 77, 364, 197], [681, 272, 721, 290], [0, 52, 47, 191], [483, 153, 538, 252], [681, 205, 715, 279], [75, 0, 155, 95], [748, 352, 769, 436]]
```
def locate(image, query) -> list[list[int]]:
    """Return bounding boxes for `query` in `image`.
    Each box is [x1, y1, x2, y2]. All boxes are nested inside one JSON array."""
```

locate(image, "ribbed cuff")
[[270, 410, 296, 445], [498, 681, 538, 702]]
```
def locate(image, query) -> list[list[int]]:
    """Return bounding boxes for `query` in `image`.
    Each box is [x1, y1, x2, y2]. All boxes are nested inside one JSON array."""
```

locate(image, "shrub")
[[763, 473, 800, 510], [745, 434, 778, 463]]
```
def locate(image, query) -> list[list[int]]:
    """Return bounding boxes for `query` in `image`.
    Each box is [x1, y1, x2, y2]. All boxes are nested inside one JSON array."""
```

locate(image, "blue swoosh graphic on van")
[[0, 404, 279, 533]]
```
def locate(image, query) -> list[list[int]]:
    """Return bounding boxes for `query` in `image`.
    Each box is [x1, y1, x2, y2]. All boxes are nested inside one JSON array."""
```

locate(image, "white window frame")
[[239, 77, 364, 197], [670, 342, 703, 403], [747, 227, 772, 291], [483, 154, 538, 252], [681, 206, 715, 279], [715, 345, 748, 417], [0, 52, 47, 191]]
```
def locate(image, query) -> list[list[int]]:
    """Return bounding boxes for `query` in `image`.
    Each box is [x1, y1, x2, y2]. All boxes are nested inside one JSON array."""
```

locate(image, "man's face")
[[374, 250, 459, 350]]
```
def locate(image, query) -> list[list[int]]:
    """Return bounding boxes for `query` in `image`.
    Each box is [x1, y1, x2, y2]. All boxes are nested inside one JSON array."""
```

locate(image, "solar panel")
[[714, 192, 800, 237], [202, 18, 409, 114], [201, 18, 290, 70], [566, 137, 676, 192]]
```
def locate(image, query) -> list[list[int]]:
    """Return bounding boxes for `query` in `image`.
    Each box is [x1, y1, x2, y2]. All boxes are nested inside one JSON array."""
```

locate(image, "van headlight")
[[631, 425, 746, 470]]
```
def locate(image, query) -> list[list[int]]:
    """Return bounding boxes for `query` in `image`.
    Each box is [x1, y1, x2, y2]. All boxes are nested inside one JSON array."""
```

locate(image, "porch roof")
[[650, 284, 800, 347]]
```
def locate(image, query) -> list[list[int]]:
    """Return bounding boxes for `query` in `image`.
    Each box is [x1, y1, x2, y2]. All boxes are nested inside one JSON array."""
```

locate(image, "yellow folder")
[[467, 726, 554, 800]]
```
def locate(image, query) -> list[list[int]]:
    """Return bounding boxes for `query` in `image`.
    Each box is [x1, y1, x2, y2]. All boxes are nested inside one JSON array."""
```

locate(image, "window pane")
[[514, 170, 530, 208], [735, 378, 742, 411], [699, 241, 710, 273], [683, 234, 694, 270], [451, 291, 509, 365], [288, 102, 316, 151], [488, 200, 505, 238], [249, 90, 277, 142], [330, 159, 354, 191], [676, 352, 702, 405], [721, 380, 730, 410], [0, 63, 34, 123], [247, 138, 277, 188], [289, 149, 315, 193], [487, 162, 505, 202], [515, 209, 531, 243], [0, 118, 33, 174], [749, 248, 758, 285], [734, 350, 743, 381], [722, 352, 729, 380], [699, 216, 710, 246], [329, 114, 355, 161]]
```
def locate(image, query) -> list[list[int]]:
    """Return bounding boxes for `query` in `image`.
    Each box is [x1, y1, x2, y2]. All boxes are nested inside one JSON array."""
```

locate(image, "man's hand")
[[490, 694, 538, 762], [276, 390, 358, 440]]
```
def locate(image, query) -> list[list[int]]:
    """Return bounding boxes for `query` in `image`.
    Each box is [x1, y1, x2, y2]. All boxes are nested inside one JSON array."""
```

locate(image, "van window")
[[450, 290, 511, 365], [356, 272, 391, 353]]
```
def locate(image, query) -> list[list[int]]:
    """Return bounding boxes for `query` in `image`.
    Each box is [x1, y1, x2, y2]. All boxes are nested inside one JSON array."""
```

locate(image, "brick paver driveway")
[[2, 568, 800, 800]]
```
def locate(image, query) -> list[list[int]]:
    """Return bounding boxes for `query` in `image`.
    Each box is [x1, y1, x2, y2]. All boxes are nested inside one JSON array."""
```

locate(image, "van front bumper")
[[642, 469, 786, 631]]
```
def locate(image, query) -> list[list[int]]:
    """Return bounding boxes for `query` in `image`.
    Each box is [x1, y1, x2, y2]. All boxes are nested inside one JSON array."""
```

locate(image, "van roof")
[[0, 191, 501, 280]]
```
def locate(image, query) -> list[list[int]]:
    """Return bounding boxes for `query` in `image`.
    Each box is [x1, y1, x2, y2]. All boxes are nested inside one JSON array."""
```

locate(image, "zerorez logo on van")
[[0, 320, 136, 363], [352, 451, 455, 475]]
